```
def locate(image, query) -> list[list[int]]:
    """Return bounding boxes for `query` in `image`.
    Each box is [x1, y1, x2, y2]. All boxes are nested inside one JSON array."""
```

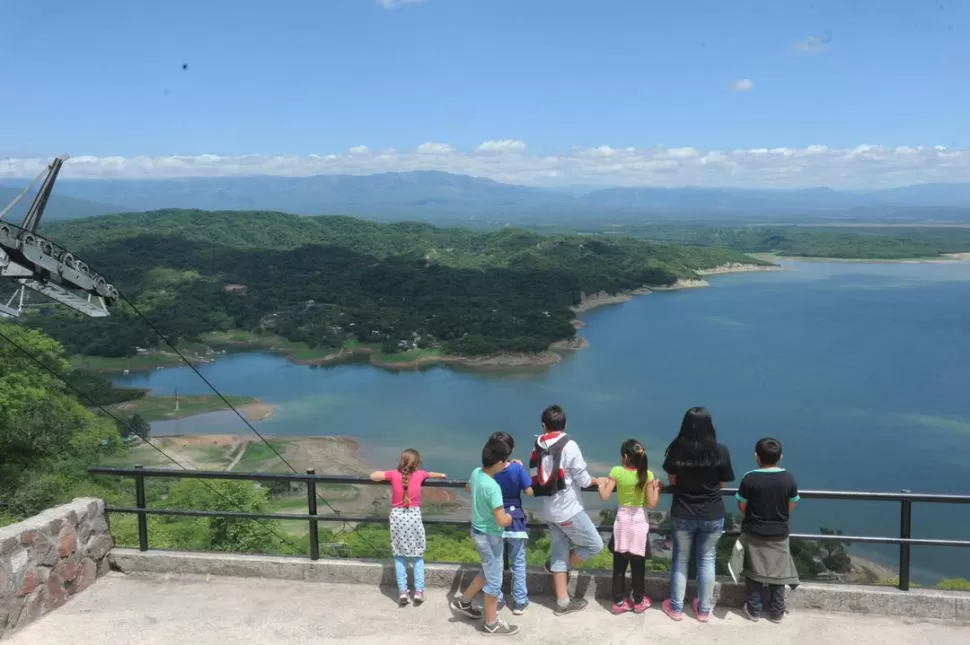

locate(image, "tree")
[[818, 527, 853, 573], [0, 322, 121, 519], [120, 413, 151, 440], [157, 479, 280, 553]]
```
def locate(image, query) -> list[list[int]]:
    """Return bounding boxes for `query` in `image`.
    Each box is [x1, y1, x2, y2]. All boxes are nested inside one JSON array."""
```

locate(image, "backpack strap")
[[531, 433, 572, 493]]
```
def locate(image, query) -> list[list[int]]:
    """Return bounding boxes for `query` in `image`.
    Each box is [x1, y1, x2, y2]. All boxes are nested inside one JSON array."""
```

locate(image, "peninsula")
[[33, 210, 774, 373]]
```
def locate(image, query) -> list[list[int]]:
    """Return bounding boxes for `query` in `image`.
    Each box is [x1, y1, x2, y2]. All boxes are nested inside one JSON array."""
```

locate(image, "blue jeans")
[[471, 529, 506, 599], [504, 537, 528, 608], [669, 516, 724, 613], [393, 555, 424, 593], [547, 511, 604, 573]]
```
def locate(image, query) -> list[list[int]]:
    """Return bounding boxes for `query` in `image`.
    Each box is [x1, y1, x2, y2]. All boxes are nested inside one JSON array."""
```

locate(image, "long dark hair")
[[620, 438, 650, 493], [664, 407, 722, 469], [398, 448, 421, 507]]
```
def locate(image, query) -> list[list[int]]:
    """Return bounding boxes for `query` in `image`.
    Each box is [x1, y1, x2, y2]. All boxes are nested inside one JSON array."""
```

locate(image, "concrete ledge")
[[109, 549, 970, 621]]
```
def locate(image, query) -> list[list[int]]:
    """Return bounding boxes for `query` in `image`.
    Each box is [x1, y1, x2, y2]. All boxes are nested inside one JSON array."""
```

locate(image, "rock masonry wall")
[[0, 498, 113, 638]]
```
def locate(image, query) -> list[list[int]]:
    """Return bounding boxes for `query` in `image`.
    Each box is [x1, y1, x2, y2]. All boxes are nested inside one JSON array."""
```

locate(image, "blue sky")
[[2, 0, 968, 187]]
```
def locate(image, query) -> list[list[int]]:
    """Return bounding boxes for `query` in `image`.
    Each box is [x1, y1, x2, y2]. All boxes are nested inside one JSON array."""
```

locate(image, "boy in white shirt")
[[529, 404, 606, 615]]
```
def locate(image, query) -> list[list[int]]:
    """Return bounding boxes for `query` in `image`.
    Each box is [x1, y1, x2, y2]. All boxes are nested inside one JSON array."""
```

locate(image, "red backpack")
[[528, 434, 573, 497]]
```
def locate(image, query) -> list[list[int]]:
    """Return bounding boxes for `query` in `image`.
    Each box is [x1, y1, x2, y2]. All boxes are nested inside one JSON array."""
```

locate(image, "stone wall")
[[0, 498, 113, 638]]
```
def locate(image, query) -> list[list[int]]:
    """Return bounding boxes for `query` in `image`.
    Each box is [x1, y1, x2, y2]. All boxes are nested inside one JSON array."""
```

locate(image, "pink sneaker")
[[633, 596, 652, 613], [662, 599, 683, 621], [611, 598, 634, 615], [692, 597, 711, 623]]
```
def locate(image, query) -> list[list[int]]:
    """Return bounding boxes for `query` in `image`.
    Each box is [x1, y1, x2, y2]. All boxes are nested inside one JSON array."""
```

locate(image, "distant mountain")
[[0, 186, 125, 223], [49, 171, 565, 217], [7, 170, 970, 222]]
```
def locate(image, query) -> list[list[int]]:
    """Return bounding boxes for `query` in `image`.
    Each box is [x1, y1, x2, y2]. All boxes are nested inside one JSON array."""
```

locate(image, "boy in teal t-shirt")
[[450, 438, 518, 636], [470, 466, 505, 534]]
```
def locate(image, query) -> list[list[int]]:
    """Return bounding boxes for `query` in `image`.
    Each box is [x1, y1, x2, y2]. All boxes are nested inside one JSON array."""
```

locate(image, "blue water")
[[114, 260, 970, 583]]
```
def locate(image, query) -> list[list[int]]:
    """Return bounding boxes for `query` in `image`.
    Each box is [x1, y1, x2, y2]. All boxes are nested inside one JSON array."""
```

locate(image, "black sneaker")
[[742, 604, 760, 622], [768, 611, 785, 624], [482, 619, 519, 636], [553, 598, 588, 616], [451, 598, 483, 619]]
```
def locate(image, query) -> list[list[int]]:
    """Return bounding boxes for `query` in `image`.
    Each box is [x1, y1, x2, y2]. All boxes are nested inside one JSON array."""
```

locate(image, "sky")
[[2, 0, 969, 188]]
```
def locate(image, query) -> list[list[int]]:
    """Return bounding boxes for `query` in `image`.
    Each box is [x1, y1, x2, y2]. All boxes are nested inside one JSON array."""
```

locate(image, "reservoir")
[[114, 260, 970, 583]]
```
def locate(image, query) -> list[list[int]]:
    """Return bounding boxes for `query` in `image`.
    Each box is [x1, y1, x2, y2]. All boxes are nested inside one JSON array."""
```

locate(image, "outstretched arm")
[[368, 471, 387, 482], [426, 471, 448, 479], [644, 478, 661, 509], [597, 477, 616, 501]]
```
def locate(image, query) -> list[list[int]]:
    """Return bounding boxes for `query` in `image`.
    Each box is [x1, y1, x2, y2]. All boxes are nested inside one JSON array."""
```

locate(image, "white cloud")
[[476, 139, 527, 153], [794, 35, 831, 53], [416, 142, 455, 154], [2, 143, 968, 190], [377, 0, 427, 8], [730, 78, 754, 92]]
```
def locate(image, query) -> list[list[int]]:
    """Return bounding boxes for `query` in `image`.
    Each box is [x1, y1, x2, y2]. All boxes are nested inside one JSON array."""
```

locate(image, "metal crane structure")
[[0, 155, 118, 318]]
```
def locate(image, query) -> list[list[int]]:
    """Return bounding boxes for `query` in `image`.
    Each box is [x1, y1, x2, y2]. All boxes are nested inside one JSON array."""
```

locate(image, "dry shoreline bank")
[[571, 263, 784, 314]]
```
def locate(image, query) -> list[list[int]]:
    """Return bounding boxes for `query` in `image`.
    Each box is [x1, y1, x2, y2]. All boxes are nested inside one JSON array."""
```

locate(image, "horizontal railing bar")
[[102, 506, 970, 548], [87, 467, 970, 504]]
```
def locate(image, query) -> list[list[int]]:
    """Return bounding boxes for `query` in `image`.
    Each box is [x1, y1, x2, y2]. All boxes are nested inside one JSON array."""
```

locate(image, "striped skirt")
[[389, 506, 426, 557], [612, 506, 650, 557]]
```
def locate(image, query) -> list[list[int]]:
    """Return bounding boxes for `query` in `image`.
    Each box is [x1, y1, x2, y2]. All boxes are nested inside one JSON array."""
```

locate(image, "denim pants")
[[745, 577, 785, 618], [504, 537, 528, 608], [393, 555, 424, 593], [471, 529, 506, 600], [547, 511, 604, 573], [670, 516, 724, 613]]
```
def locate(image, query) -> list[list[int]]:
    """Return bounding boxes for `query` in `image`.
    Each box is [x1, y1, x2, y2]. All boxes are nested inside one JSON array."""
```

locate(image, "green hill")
[[31, 210, 768, 362]]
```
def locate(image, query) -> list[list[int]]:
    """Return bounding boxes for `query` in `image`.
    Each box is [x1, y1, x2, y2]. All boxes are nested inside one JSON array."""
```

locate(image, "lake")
[[114, 260, 970, 583]]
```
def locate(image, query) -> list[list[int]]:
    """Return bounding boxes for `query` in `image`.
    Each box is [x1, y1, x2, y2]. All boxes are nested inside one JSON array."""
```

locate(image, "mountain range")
[[3, 170, 970, 223]]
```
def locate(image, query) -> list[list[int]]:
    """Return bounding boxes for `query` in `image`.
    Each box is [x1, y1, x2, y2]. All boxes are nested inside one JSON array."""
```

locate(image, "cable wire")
[[116, 294, 385, 550], [0, 324, 305, 556]]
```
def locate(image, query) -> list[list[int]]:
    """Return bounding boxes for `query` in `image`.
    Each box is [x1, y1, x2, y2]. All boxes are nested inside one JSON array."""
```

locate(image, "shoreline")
[[760, 251, 970, 265], [570, 263, 784, 313], [100, 262, 781, 375]]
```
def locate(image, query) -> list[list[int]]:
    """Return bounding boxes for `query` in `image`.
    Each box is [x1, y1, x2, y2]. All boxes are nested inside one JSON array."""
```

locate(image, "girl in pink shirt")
[[369, 448, 446, 605]]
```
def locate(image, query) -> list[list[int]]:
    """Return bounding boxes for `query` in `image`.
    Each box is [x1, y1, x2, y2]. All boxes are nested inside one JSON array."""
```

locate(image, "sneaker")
[[553, 598, 588, 616], [451, 598, 482, 619], [611, 598, 634, 615], [633, 596, 652, 613], [768, 612, 785, 624], [413, 591, 424, 606], [662, 599, 684, 622], [482, 618, 519, 636], [692, 597, 711, 623], [511, 602, 528, 616], [742, 603, 760, 622], [398, 592, 409, 607]]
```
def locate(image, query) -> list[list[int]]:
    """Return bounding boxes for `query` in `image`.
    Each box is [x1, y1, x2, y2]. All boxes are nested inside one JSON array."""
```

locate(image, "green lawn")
[[105, 395, 257, 422]]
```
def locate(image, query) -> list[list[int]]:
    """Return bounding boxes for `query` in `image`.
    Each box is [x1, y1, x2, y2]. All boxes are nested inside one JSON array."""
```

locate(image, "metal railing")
[[87, 465, 970, 591]]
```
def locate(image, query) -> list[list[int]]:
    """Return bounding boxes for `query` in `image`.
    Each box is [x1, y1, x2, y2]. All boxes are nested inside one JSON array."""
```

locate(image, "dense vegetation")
[[539, 221, 970, 260], [31, 210, 765, 359], [0, 323, 124, 521]]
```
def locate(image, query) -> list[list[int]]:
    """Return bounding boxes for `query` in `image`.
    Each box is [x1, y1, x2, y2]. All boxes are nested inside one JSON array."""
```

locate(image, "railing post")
[[307, 469, 319, 561], [134, 464, 148, 552], [899, 489, 912, 591]]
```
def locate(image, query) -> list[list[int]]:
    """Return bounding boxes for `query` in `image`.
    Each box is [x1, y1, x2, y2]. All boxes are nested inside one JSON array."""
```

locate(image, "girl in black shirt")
[[661, 407, 735, 622]]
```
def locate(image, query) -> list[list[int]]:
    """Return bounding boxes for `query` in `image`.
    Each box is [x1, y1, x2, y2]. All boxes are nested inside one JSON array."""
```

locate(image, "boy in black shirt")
[[736, 437, 800, 623]]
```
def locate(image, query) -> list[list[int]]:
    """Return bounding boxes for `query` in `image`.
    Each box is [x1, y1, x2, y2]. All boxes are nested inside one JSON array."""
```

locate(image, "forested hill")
[[33, 209, 766, 360]]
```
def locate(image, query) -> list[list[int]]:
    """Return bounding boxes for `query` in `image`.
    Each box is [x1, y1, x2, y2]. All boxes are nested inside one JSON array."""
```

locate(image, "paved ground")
[[8, 573, 970, 645]]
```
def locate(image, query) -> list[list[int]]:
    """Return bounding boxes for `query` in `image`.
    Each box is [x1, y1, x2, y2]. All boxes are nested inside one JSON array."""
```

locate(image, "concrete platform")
[[7, 572, 970, 645]]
